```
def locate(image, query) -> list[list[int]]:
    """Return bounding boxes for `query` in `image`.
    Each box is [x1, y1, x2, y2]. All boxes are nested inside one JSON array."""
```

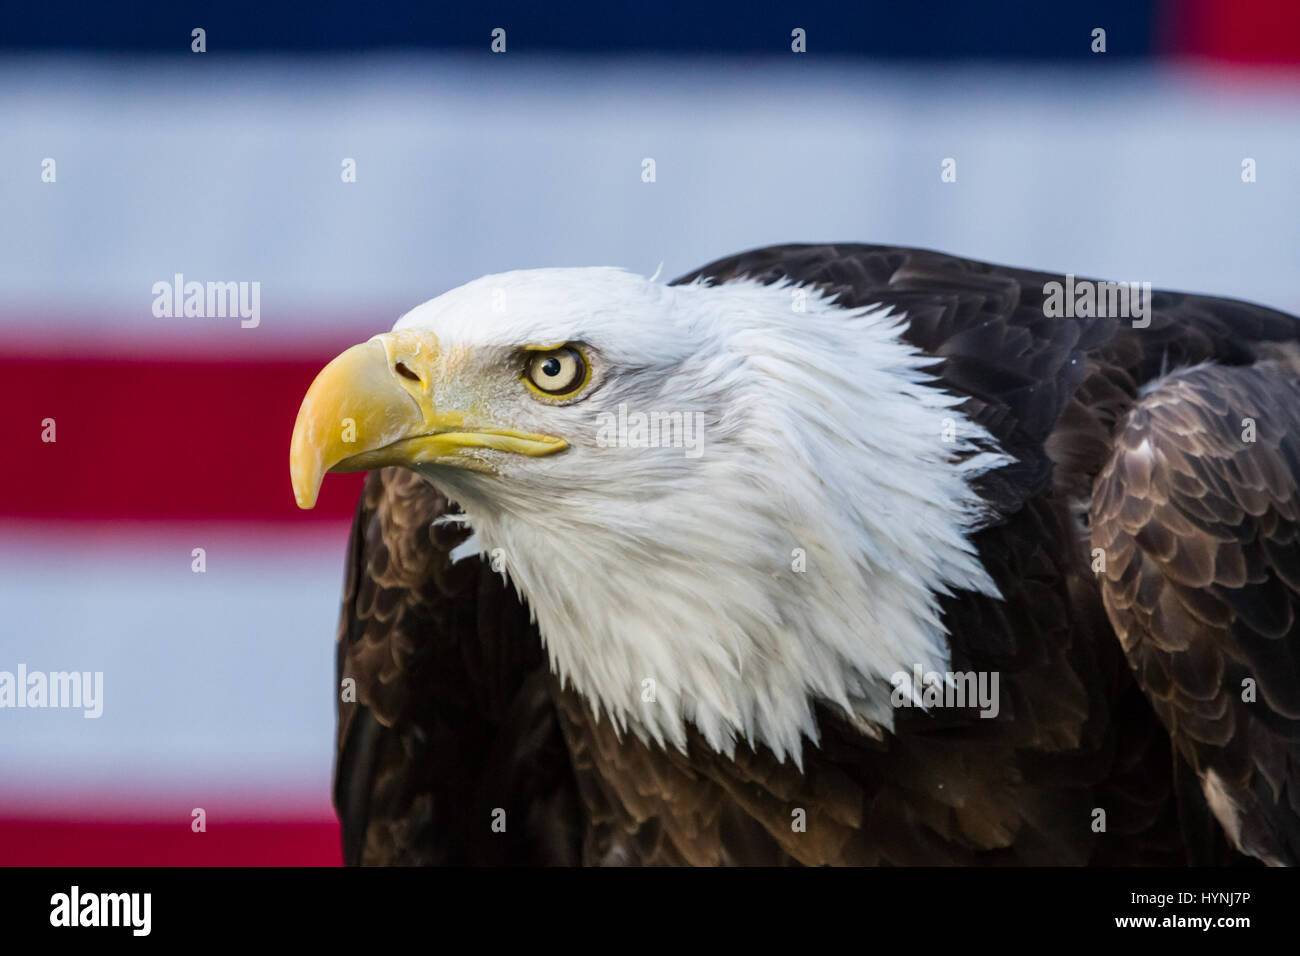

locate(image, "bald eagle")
[[290, 244, 1300, 866]]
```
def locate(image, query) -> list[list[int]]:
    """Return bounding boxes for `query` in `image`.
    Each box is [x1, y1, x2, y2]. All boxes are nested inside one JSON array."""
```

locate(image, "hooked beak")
[[289, 330, 567, 509]]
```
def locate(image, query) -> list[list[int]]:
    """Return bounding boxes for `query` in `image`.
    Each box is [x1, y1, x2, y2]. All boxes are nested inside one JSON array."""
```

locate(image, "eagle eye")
[[523, 345, 589, 398]]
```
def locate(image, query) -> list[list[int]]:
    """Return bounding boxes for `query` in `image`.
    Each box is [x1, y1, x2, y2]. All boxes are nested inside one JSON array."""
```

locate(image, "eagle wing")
[[333, 467, 583, 864], [676, 243, 1300, 865], [1091, 359, 1300, 865]]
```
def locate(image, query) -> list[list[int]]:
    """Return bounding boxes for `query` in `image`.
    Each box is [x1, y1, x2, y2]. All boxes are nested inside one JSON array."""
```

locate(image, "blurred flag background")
[[2, 0, 1299, 864]]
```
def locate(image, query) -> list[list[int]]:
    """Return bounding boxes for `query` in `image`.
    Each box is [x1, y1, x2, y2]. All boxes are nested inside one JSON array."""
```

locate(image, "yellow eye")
[[524, 346, 588, 397]]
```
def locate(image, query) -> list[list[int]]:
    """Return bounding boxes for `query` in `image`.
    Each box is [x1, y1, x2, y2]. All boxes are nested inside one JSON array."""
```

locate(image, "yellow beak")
[[289, 330, 567, 509]]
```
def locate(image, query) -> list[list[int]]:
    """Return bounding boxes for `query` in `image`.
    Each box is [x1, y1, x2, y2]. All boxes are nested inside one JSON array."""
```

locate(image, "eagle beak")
[[290, 330, 567, 509]]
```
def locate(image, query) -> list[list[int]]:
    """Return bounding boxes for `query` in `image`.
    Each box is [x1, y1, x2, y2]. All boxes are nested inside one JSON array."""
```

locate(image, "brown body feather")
[[334, 244, 1300, 865]]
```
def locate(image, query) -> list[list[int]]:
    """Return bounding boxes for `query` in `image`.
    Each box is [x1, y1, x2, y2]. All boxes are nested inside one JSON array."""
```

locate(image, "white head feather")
[[393, 267, 1008, 764]]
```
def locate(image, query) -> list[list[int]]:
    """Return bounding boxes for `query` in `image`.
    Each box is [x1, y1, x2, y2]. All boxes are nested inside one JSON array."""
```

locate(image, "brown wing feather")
[[1092, 358, 1300, 865], [334, 467, 583, 864]]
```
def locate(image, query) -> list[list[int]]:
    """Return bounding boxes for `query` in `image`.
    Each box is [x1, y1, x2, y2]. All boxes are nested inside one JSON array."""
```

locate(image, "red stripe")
[[0, 817, 341, 866], [2, 355, 364, 522], [1166, 0, 1300, 65]]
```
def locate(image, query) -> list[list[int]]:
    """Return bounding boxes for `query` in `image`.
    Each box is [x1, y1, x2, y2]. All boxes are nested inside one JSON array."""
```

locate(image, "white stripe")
[[2, 56, 1299, 352], [0, 523, 348, 810]]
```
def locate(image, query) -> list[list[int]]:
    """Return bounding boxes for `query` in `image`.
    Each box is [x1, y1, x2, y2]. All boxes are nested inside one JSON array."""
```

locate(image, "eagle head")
[[290, 267, 1006, 763]]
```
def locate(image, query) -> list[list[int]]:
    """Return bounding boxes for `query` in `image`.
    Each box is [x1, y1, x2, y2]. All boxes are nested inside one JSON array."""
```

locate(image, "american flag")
[[2, 0, 1299, 865]]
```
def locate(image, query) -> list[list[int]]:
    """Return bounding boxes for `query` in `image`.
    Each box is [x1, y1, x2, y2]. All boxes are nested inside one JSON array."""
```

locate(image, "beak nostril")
[[394, 362, 421, 383]]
